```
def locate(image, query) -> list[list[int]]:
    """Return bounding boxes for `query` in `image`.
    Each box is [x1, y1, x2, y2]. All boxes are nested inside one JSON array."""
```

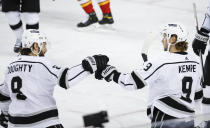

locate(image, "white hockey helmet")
[[161, 23, 188, 43], [22, 29, 47, 49]]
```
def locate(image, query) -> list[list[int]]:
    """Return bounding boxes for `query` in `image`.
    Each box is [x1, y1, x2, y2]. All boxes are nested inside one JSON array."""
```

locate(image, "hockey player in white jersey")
[[0, 29, 109, 128], [192, 2, 210, 128], [99, 23, 203, 128], [2, 0, 40, 53]]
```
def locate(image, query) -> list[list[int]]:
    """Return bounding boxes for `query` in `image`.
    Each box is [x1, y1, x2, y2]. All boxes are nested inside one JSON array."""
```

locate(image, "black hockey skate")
[[77, 12, 98, 27], [99, 13, 114, 25], [14, 39, 22, 53]]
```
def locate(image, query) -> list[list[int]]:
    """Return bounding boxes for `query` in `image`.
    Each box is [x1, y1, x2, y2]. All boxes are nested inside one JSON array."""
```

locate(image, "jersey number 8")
[[11, 76, 27, 100]]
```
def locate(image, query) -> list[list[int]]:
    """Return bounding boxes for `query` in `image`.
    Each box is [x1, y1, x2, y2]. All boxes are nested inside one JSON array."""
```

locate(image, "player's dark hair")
[[20, 48, 32, 55], [175, 41, 188, 52], [171, 34, 188, 52], [20, 43, 46, 56]]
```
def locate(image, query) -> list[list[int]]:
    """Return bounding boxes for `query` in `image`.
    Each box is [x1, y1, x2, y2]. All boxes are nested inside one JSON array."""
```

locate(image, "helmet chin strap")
[[165, 37, 171, 51], [167, 44, 171, 51], [167, 41, 178, 52]]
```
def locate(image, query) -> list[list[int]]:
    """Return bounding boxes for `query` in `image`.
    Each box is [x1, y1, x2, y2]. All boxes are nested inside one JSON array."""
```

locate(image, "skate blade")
[[76, 23, 100, 32]]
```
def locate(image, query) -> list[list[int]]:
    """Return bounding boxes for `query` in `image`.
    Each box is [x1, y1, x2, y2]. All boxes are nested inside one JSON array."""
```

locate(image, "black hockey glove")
[[93, 55, 109, 80], [101, 65, 121, 82], [0, 112, 8, 128], [82, 55, 109, 77], [192, 28, 209, 56]]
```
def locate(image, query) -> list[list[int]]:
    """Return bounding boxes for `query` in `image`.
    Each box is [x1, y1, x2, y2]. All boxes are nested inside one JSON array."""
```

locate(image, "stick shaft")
[[193, 3, 206, 85]]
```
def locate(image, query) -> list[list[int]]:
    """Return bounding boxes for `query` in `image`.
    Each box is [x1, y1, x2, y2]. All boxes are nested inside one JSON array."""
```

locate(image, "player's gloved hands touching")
[[192, 28, 209, 56], [93, 55, 109, 80], [0, 112, 8, 128], [82, 55, 109, 78], [101, 65, 120, 82]]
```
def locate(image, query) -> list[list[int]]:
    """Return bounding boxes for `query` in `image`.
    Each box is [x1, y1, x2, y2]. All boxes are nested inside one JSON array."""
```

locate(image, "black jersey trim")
[[202, 97, 210, 105], [9, 109, 58, 124], [131, 71, 146, 89], [159, 97, 194, 113], [59, 68, 69, 89], [10, 61, 58, 78], [69, 64, 82, 70], [174, 52, 188, 55], [26, 23, 39, 29], [144, 61, 199, 80], [120, 81, 133, 86], [0, 93, 10, 102], [47, 124, 64, 128], [68, 70, 85, 82], [194, 90, 203, 100], [10, 21, 22, 30]]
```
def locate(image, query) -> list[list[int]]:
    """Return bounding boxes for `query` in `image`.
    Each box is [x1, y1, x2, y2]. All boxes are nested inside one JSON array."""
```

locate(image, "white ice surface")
[[0, 0, 208, 127]]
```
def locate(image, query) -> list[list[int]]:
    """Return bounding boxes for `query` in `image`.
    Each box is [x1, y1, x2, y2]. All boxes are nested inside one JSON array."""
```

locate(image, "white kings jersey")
[[114, 52, 202, 118], [0, 55, 90, 128]]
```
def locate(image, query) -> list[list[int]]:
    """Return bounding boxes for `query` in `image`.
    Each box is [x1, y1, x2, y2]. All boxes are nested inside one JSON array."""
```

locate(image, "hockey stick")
[[193, 3, 206, 85], [193, 3, 199, 32], [141, 31, 158, 62]]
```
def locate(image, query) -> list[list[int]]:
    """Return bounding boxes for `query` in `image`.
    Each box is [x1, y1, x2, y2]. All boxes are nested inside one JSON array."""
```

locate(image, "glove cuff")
[[195, 33, 209, 43], [82, 57, 97, 74], [113, 71, 121, 83], [102, 66, 120, 82]]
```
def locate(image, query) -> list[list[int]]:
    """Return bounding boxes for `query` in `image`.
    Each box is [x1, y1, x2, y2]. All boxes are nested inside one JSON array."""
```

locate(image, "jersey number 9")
[[181, 76, 193, 103]]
